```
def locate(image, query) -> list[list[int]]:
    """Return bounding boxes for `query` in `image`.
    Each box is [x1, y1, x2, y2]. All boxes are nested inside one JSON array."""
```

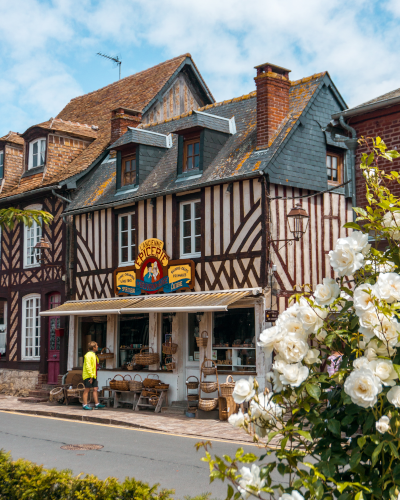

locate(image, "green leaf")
[[357, 436, 367, 449], [306, 383, 321, 401], [227, 485, 234, 499], [343, 222, 362, 230], [297, 430, 313, 442], [388, 441, 399, 458], [349, 450, 361, 469], [327, 419, 341, 436], [355, 492, 364, 500], [393, 364, 400, 379], [371, 441, 384, 467]]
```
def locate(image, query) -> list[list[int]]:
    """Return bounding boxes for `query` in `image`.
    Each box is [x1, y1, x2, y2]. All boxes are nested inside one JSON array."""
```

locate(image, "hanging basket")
[[165, 357, 176, 371], [220, 375, 236, 397], [200, 381, 218, 393], [129, 374, 143, 391], [201, 358, 217, 376], [143, 374, 160, 388], [97, 347, 114, 361], [196, 330, 208, 348], [198, 397, 218, 411], [186, 376, 199, 389], [187, 393, 198, 401], [110, 374, 131, 391], [162, 338, 178, 355], [134, 347, 159, 366]]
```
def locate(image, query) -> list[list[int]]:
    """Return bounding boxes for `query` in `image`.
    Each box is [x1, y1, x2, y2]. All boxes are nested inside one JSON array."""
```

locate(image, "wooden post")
[[148, 312, 160, 371], [106, 314, 116, 369], [67, 315, 76, 371], [255, 296, 267, 391]]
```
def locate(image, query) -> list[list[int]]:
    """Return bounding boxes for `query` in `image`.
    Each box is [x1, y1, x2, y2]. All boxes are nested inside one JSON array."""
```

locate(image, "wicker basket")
[[186, 376, 199, 389], [162, 338, 178, 355], [165, 357, 176, 371], [220, 375, 236, 397], [198, 397, 218, 411], [129, 374, 143, 391], [143, 374, 160, 388], [142, 389, 157, 397], [187, 393, 198, 401], [200, 381, 219, 393], [134, 347, 159, 366], [110, 374, 131, 391], [149, 395, 159, 407], [97, 347, 114, 361], [50, 387, 64, 402], [196, 330, 208, 348], [66, 382, 85, 398], [201, 358, 217, 376], [158, 383, 170, 390]]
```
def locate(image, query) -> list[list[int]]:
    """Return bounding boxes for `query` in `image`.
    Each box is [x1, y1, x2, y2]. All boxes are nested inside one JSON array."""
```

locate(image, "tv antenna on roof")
[[97, 52, 122, 80]]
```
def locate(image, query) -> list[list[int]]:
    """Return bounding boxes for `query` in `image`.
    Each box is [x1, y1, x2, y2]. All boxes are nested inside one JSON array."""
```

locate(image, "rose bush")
[[198, 138, 400, 500]]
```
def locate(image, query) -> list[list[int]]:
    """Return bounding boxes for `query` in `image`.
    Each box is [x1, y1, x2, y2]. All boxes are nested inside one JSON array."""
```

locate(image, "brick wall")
[[110, 108, 142, 143], [350, 104, 400, 208], [4, 144, 23, 188], [46, 135, 91, 179]]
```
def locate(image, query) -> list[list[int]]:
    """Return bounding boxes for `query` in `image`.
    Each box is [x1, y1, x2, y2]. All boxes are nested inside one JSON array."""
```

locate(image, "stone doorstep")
[[28, 390, 51, 398], [17, 397, 49, 404]]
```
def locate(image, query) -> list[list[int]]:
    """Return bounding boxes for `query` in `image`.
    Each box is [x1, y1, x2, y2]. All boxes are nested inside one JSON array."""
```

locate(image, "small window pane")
[[183, 220, 191, 237], [194, 202, 201, 219], [0, 152, 3, 168], [130, 214, 135, 226], [187, 157, 193, 170], [194, 142, 200, 155], [121, 231, 128, 247], [187, 144, 193, 157], [195, 236, 201, 253], [121, 247, 128, 262], [121, 216, 128, 231], [130, 245, 135, 262], [125, 160, 130, 171], [183, 204, 191, 220], [33, 142, 38, 154], [194, 155, 199, 169], [183, 238, 191, 254], [195, 218, 201, 235]]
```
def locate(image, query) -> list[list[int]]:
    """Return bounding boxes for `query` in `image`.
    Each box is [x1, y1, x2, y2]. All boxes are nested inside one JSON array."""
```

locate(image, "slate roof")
[[0, 131, 24, 146], [66, 72, 328, 213], [0, 54, 206, 201], [22, 118, 99, 140], [350, 87, 400, 110]]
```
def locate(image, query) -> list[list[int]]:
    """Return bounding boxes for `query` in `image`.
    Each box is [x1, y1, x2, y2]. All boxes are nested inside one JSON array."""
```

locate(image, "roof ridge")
[[291, 71, 326, 86], [51, 118, 96, 129], [68, 53, 191, 104]]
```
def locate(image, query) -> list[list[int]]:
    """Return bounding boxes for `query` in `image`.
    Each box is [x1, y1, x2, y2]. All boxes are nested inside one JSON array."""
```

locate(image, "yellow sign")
[[135, 238, 169, 269], [168, 264, 192, 284], [116, 269, 136, 289]]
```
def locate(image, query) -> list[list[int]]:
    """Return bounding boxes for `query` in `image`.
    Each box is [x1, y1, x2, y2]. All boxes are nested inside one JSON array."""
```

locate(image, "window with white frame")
[[0, 301, 7, 357], [24, 204, 42, 268], [119, 212, 136, 265], [29, 138, 46, 169], [0, 150, 4, 177], [180, 200, 201, 258], [22, 294, 41, 360]]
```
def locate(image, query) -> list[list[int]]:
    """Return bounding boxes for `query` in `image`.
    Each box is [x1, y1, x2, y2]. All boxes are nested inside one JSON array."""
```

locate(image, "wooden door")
[[47, 293, 61, 384]]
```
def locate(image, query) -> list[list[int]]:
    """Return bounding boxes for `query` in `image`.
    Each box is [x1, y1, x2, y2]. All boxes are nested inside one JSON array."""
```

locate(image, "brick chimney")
[[254, 63, 291, 150], [111, 108, 142, 144]]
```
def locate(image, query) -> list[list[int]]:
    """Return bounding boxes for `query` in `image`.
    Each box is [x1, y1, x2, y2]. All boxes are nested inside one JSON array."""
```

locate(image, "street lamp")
[[34, 237, 52, 265], [271, 204, 310, 244]]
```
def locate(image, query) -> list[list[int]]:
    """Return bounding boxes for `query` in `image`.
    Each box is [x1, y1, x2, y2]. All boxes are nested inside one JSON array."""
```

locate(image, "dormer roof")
[[22, 118, 99, 141], [0, 131, 24, 147]]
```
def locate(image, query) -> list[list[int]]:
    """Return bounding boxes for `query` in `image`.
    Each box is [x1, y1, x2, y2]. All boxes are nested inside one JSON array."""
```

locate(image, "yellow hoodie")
[[82, 351, 99, 380]]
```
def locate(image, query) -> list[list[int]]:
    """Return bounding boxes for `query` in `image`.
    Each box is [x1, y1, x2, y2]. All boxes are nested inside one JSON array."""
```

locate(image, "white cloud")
[[0, 0, 399, 134]]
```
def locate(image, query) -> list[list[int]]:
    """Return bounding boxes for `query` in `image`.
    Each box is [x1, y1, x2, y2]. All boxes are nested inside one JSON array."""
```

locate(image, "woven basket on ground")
[[220, 375, 236, 397], [162, 338, 178, 355], [186, 376, 199, 389], [67, 382, 85, 398], [110, 374, 131, 391], [149, 395, 159, 407], [165, 357, 176, 371], [50, 387, 64, 402], [198, 397, 218, 411], [196, 330, 208, 348], [97, 347, 114, 361], [200, 380, 218, 393], [134, 346, 159, 366], [143, 374, 160, 388], [187, 394, 198, 401], [201, 358, 217, 376], [128, 374, 143, 391]]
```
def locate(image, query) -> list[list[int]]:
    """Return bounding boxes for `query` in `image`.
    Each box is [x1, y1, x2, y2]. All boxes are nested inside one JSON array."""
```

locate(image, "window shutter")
[[177, 135, 184, 175], [116, 151, 122, 190], [199, 130, 205, 171]]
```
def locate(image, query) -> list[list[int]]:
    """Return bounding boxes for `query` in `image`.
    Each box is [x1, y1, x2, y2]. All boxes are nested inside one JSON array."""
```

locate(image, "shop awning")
[[40, 288, 262, 316]]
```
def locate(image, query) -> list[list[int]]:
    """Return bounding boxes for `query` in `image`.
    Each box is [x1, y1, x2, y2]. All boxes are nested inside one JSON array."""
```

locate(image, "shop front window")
[[161, 314, 172, 369], [0, 300, 7, 359], [118, 314, 149, 368], [187, 313, 200, 362], [77, 316, 107, 367], [212, 308, 256, 371]]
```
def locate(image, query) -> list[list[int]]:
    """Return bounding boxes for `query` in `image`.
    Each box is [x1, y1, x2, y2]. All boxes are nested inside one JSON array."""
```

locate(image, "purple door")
[[47, 293, 61, 384]]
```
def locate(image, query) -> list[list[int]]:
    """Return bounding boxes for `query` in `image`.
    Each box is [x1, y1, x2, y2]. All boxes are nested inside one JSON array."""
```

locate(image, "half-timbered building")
[[0, 54, 213, 392], [41, 62, 354, 405]]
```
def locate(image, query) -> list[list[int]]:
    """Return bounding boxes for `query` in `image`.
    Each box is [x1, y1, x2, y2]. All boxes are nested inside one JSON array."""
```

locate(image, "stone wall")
[[0, 368, 39, 396]]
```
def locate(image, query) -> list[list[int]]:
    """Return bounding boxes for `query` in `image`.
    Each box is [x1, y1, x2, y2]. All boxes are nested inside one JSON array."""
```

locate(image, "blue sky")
[[1, 0, 400, 135]]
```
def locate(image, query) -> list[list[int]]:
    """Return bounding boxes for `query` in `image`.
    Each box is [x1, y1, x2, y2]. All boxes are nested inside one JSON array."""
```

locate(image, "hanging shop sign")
[[265, 309, 279, 322], [114, 238, 195, 296]]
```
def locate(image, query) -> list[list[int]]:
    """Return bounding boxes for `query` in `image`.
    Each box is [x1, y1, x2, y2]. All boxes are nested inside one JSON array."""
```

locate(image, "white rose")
[[376, 415, 390, 434], [377, 272, 400, 303], [337, 231, 371, 255], [297, 298, 327, 334], [354, 284, 380, 315], [232, 377, 255, 404], [344, 367, 382, 408], [279, 363, 309, 388], [365, 339, 396, 360], [316, 329, 327, 342], [275, 333, 309, 363], [314, 278, 340, 306], [353, 356, 370, 370], [280, 492, 305, 500], [387, 385, 400, 407], [382, 211, 400, 241], [250, 393, 284, 424], [369, 359, 398, 386], [277, 302, 300, 323], [266, 370, 284, 393], [280, 317, 308, 338], [238, 464, 266, 500], [304, 348, 321, 365], [359, 309, 380, 342], [373, 314, 400, 347], [329, 242, 364, 277], [228, 408, 246, 427], [257, 325, 283, 355]]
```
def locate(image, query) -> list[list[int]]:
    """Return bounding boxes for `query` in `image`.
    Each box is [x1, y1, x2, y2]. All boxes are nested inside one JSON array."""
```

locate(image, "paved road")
[[0, 411, 285, 498]]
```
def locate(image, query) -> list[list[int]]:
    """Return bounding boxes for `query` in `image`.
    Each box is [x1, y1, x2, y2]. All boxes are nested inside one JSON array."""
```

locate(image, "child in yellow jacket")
[[82, 341, 105, 410]]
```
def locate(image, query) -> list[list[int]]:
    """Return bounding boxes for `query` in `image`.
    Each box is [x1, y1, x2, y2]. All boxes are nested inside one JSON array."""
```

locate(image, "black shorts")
[[83, 378, 98, 388]]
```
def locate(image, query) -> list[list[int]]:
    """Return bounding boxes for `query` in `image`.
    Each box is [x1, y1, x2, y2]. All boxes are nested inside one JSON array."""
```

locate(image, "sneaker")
[[94, 403, 105, 409], [82, 405, 93, 410]]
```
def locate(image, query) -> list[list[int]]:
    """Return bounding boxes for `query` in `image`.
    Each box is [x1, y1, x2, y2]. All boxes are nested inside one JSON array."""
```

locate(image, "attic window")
[[29, 138, 46, 169], [326, 151, 342, 185], [183, 137, 200, 172], [122, 155, 136, 186]]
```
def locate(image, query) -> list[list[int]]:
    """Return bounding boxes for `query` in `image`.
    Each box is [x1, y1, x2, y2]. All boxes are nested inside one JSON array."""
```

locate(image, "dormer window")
[[29, 138, 46, 169], [0, 150, 3, 178], [183, 137, 200, 172], [122, 155, 136, 186]]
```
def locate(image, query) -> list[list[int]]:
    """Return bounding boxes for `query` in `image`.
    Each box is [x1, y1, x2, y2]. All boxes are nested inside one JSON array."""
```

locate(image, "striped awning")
[[40, 288, 262, 316]]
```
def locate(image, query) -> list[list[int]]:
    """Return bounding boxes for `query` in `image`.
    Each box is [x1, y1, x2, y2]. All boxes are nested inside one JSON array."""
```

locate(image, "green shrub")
[[0, 449, 173, 500]]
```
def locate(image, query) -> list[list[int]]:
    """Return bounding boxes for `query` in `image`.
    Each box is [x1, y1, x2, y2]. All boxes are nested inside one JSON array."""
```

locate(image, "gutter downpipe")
[[51, 189, 71, 205], [330, 115, 358, 220]]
